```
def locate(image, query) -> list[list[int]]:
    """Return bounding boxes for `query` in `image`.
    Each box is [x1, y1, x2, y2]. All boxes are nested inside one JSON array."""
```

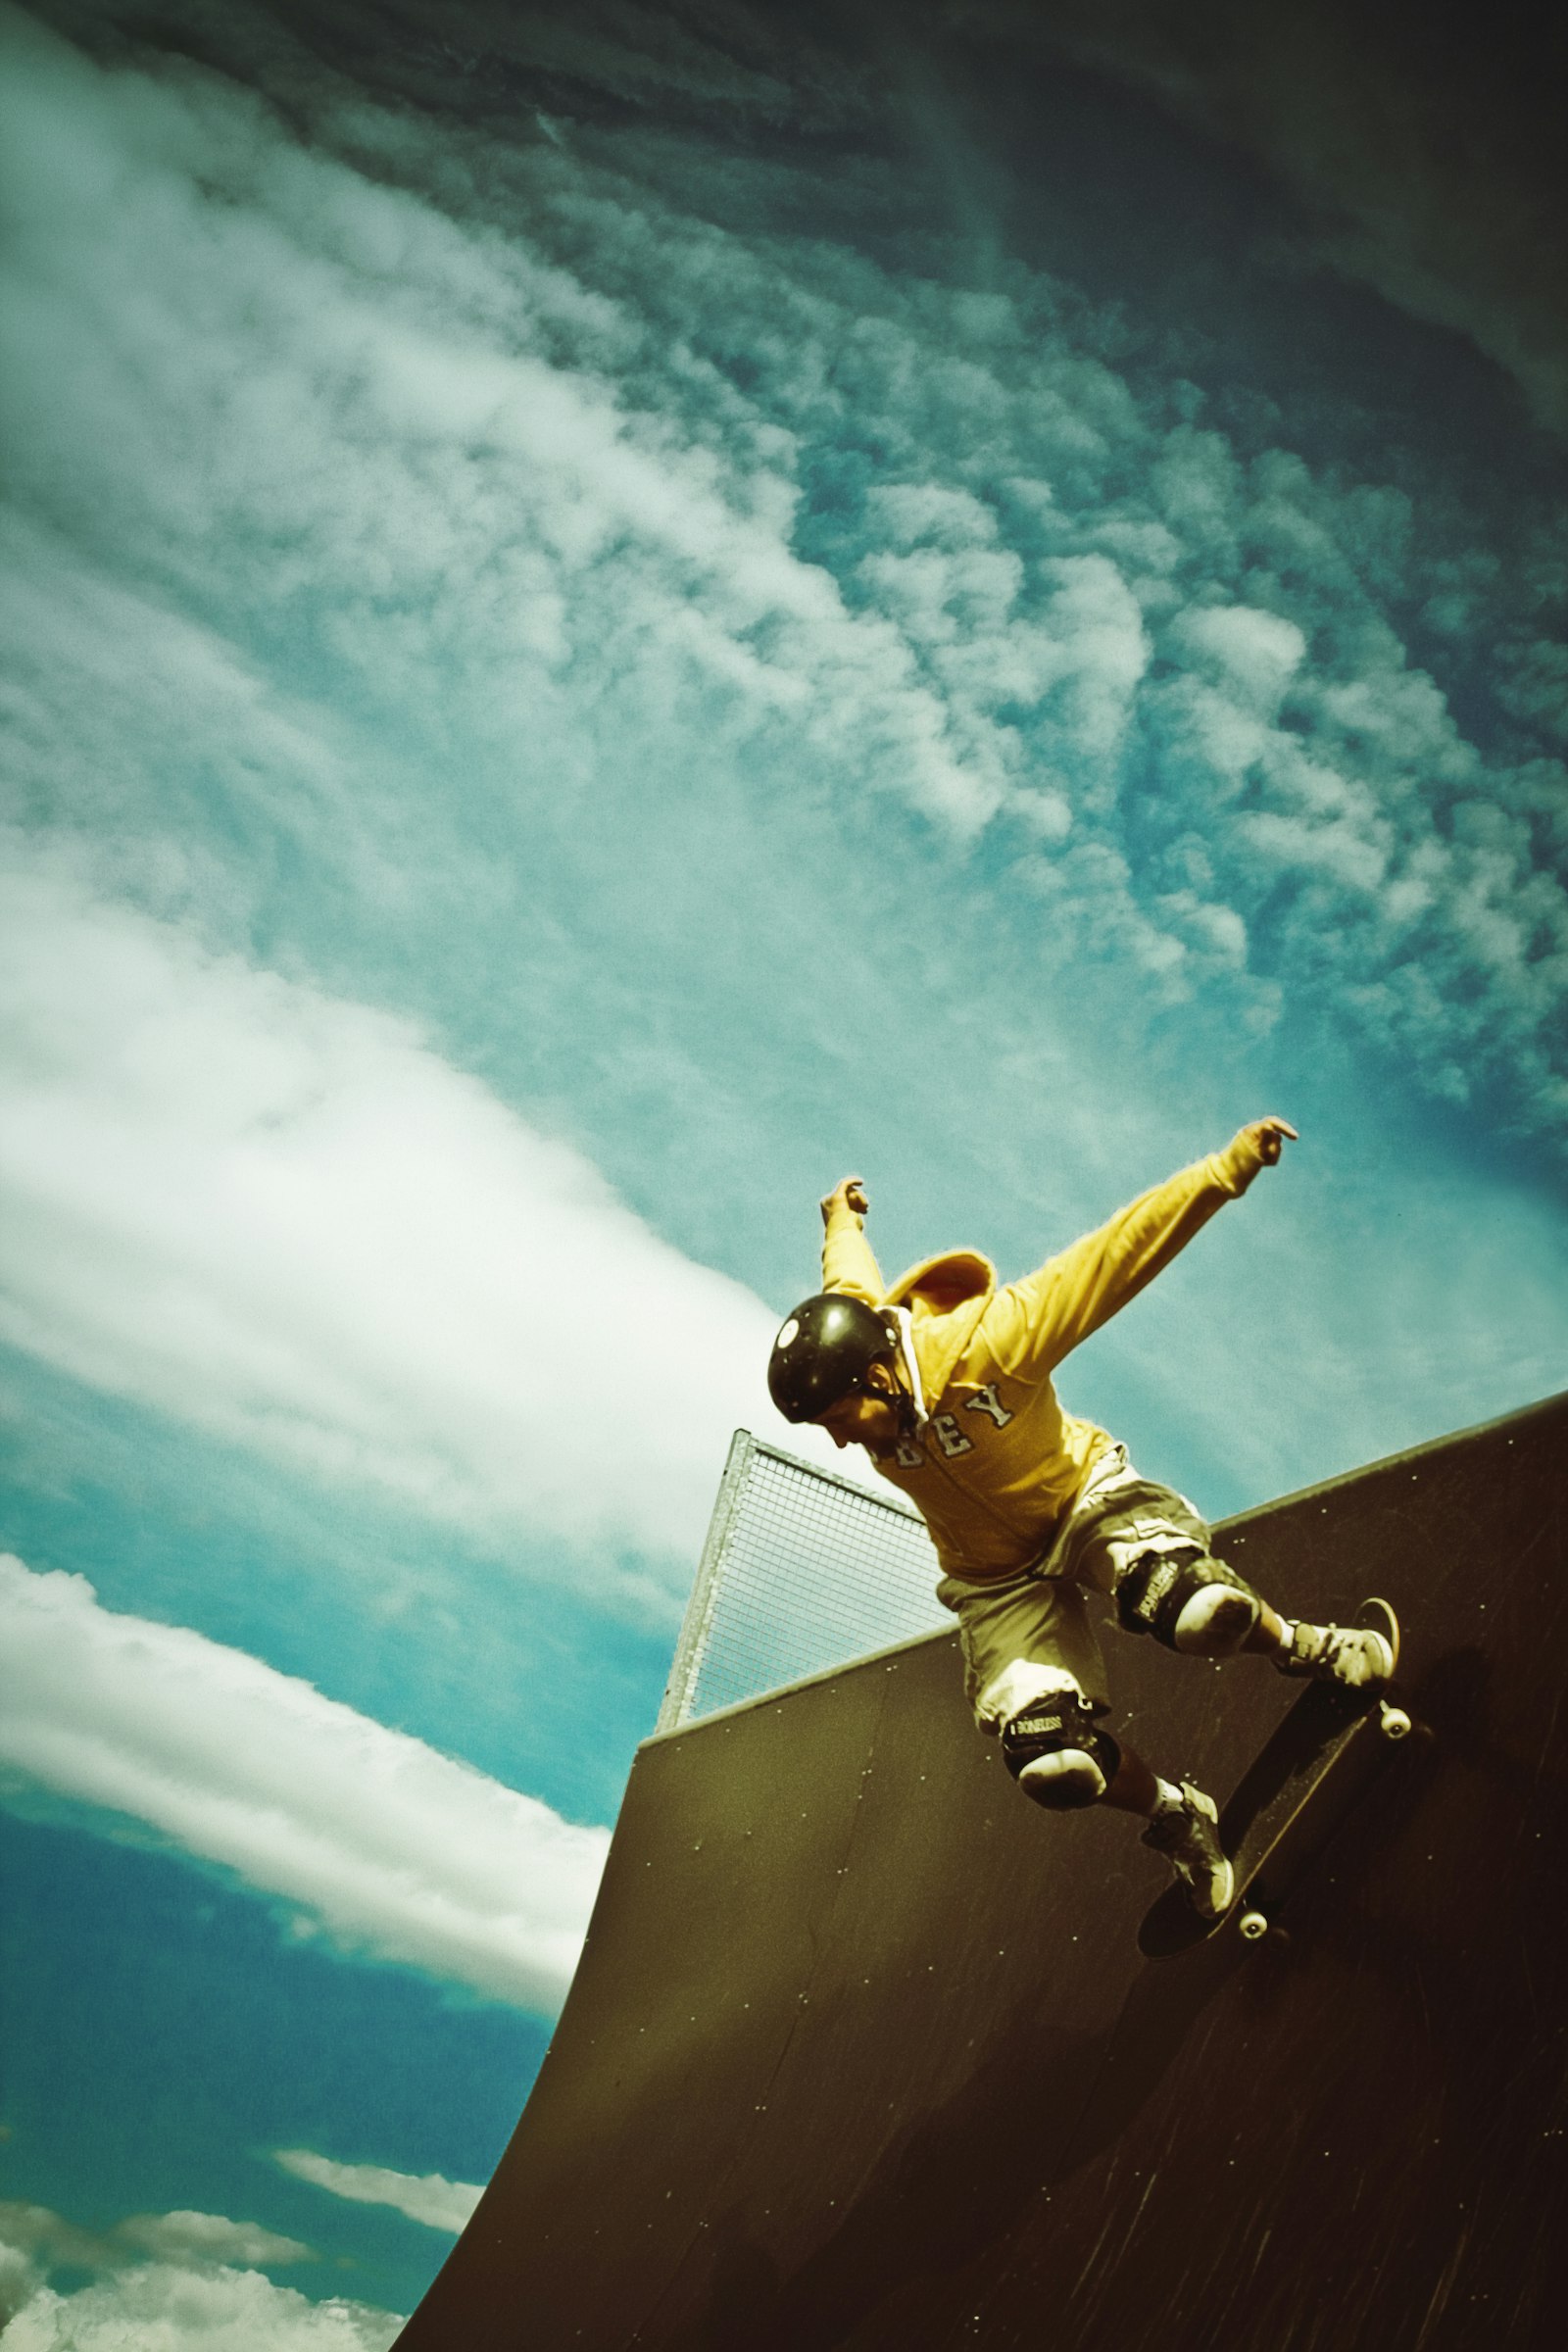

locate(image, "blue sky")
[[2, 0, 1565, 2337]]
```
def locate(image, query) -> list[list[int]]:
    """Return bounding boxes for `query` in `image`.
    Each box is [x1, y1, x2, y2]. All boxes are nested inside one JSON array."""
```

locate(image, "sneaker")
[[1171, 1583, 1260, 1656], [1277, 1620, 1394, 1691], [1142, 1783, 1235, 1919]]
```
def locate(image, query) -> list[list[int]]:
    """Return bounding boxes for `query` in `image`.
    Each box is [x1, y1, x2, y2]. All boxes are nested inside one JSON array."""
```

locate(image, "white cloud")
[[116, 2214, 313, 2270], [273, 2151, 481, 2235], [0, 507, 379, 915], [1170, 603, 1305, 715], [0, 10, 1004, 834], [0, 1554, 609, 2010], [0, 2204, 374, 2352], [0, 859, 821, 1577], [2, 4, 1564, 1152], [0, 2204, 101, 2281], [0, 2203, 311, 2275], [0, 2256, 400, 2352], [0, 2237, 41, 2332]]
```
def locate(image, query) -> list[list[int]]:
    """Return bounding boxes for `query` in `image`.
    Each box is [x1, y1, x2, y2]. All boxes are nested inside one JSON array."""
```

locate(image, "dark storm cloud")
[[961, 0, 1568, 437], [36, 0, 1566, 438]]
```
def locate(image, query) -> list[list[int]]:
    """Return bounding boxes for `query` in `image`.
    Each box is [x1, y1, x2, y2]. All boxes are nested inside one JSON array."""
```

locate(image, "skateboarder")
[[766, 1123, 1394, 1920]]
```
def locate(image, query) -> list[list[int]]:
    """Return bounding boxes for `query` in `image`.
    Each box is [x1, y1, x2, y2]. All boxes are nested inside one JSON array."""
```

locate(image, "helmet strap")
[[887, 1305, 927, 1429]]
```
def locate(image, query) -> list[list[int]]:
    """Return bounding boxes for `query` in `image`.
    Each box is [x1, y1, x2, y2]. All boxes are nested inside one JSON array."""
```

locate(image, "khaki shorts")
[[935, 1446, 1211, 1731]]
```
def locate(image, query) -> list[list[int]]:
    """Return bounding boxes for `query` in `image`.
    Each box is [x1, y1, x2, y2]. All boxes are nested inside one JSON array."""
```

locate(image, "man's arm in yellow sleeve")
[[819, 1173, 886, 1304], [977, 1118, 1298, 1378]]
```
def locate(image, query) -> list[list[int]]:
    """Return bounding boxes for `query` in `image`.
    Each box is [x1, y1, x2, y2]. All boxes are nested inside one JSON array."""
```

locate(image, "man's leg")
[[1060, 1464, 1265, 1659], [1111, 1541, 1263, 1656], [1072, 1471, 1393, 1687], [999, 1670, 1121, 1808], [942, 1569, 1122, 1805], [1102, 1745, 1159, 1815], [938, 1571, 1235, 1919], [1103, 1743, 1234, 1918], [1240, 1602, 1395, 1689], [1001, 1702, 1231, 1919], [997, 1690, 1233, 1916]]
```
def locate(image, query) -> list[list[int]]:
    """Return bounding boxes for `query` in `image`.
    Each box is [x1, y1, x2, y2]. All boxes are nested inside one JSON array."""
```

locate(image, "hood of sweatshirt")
[[882, 1249, 996, 1397]]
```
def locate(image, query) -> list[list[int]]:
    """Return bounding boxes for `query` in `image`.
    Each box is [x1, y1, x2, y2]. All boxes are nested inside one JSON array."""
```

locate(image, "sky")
[[1, 0, 1564, 2337]]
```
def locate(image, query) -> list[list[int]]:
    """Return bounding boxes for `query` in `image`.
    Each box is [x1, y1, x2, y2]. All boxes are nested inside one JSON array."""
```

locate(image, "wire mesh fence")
[[658, 1430, 949, 1732]]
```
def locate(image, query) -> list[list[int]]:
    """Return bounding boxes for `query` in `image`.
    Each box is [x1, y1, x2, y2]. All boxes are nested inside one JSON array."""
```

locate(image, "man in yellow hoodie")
[[765, 1121, 1394, 1921]]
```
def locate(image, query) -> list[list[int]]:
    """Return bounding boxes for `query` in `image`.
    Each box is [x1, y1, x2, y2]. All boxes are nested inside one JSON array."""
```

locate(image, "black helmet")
[[767, 1293, 898, 1424]]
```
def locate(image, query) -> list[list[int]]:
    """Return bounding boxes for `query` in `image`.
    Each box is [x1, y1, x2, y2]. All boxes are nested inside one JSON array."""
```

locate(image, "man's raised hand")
[[820, 1174, 870, 1229], [1236, 1116, 1299, 1173]]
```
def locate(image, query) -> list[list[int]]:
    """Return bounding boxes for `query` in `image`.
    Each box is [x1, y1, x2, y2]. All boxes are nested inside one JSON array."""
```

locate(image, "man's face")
[[815, 1363, 905, 1454]]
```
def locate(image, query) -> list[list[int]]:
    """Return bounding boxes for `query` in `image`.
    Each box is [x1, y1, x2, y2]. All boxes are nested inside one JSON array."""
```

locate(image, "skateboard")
[[1138, 1599, 1412, 1961]]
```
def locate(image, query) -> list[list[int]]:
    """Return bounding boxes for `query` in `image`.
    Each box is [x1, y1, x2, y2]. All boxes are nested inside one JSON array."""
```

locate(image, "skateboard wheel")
[[1379, 1704, 1411, 1740], [1238, 1908, 1269, 1940]]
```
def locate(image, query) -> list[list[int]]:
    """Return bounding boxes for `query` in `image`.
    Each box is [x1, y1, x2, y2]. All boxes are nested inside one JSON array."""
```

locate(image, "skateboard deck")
[[1139, 1599, 1411, 1961]]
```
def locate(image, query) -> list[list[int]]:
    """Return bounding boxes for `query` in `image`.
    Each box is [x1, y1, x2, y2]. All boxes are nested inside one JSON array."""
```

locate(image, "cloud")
[[0, 2204, 368, 2352], [0, 8, 1001, 832], [0, 1554, 609, 2010], [830, 0, 1565, 438], [0, 2251, 400, 2352], [273, 2151, 481, 2235], [0, 2203, 311, 2275], [0, 859, 811, 1578], [0, 2205, 104, 2293], [1169, 603, 1305, 716], [0, 2236, 40, 2332], [117, 2214, 314, 2269], [2, 5, 1561, 1163]]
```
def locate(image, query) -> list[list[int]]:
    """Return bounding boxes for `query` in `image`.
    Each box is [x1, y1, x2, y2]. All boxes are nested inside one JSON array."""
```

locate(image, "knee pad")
[[1115, 1547, 1259, 1652], [1002, 1690, 1122, 1812]]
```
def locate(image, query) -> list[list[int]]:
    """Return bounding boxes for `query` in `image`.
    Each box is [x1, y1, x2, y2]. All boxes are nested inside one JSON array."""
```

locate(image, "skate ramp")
[[397, 1395, 1566, 2352]]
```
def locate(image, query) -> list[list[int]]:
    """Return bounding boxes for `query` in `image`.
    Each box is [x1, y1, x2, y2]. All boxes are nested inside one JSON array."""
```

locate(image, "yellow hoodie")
[[820, 1137, 1268, 1582]]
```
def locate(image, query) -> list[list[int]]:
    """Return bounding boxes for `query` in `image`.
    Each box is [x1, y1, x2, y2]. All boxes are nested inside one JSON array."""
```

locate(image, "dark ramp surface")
[[399, 1397, 1567, 2351]]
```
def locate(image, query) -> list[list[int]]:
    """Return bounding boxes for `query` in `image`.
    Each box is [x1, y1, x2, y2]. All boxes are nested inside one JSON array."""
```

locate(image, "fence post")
[[656, 1430, 755, 1733]]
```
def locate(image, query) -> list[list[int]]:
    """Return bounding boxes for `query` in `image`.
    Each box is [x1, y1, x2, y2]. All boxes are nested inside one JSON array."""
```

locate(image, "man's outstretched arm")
[[819, 1173, 887, 1304], [980, 1118, 1298, 1378]]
